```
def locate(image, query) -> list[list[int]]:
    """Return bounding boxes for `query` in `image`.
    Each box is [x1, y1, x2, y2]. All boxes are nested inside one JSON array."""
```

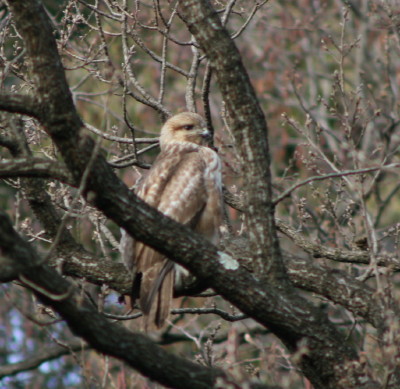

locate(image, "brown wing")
[[133, 145, 210, 330]]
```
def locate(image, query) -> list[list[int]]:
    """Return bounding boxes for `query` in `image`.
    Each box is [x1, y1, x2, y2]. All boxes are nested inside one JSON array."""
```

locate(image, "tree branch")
[[277, 220, 400, 268], [273, 164, 400, 205], [0, 94, 40, 118], [0, 211, 264, 389], [224, 188, 400, 269], [284, 253, 386, 329], [178, 0, 283, 279], [0, 157, 73, 183], [0, 340, 89, 379], [177, 2, 377, 387]]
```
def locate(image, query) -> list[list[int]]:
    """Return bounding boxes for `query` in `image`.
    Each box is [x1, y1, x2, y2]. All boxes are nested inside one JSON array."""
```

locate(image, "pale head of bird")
[[159, 112, 211, 149]]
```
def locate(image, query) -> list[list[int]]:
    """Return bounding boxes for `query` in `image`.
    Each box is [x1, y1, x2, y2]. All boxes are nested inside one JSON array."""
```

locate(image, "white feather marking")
[[163, 169, 202, 218], [174, 264, 189, 287], [202, 149, 222, 190]]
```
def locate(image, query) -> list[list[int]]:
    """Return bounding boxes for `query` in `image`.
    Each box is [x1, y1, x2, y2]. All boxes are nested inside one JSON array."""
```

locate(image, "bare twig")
[[231, 1, 269, 40], [103, 307, 247, 322], [85, 122, 158, 144], [201, 62, 214, 138], [273, 163, 400, 205], [0, 340, 89, 379], [185, 41, 200, 112]]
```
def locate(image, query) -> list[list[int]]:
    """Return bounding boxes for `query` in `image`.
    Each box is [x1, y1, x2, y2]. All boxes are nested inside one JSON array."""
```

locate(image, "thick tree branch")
[[0, 94, 39, 118], [176, 2, 377, 388], [0, 211, 267, 389], [224, 234, 387, 329], [277, 220, 400, 268], [0, 256, 26, 282], [0, 157, 73, 183], [179, 0, 283, 279], [284, 254, 386, 328], [224, 189, 400, 269]]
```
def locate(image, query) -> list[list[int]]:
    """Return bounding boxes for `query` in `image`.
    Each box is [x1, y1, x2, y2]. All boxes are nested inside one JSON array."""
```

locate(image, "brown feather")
[[155, 267, 174, 328], [123, 112, 223, 330]]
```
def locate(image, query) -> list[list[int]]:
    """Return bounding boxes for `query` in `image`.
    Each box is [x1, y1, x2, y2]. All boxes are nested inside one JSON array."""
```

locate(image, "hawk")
[[121, 112, 223, 330]]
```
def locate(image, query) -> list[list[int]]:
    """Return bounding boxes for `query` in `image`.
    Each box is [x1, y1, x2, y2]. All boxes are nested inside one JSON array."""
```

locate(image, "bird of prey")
[[121, 112, 223, 330]]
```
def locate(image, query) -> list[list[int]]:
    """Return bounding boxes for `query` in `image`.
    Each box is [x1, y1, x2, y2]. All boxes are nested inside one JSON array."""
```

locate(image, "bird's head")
[[159, 112, 211, 149]]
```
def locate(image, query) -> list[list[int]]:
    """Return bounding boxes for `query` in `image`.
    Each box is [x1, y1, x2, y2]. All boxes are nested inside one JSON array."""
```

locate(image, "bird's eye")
[[183, 124, 194, 130]]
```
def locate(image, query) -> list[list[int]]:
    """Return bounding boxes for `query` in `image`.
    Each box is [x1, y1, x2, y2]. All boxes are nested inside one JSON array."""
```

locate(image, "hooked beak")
[[200, 128, 212, 140]]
